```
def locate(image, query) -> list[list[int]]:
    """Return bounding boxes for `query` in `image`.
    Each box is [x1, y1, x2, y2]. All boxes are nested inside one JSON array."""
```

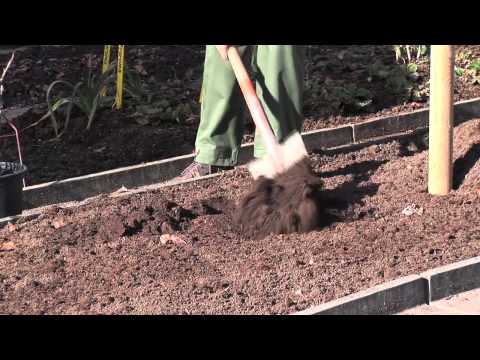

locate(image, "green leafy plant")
[[394, 45, 429, 64], [124, 68, 153, 104], [330, 84, 373, 112], [456, 58, 480, 85], [406, 63, 418, 74], [43, 59, 117, 137], [367, 61, 391, 81], [467, 59, 480, 71], [467, 59, 480, 79], [41, 57, 153, 137], [455, 66, 465, 77], [386, 74, 410, 97]]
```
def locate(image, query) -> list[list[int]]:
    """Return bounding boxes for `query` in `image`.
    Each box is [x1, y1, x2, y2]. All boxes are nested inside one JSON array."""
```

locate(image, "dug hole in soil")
[[1, 119, 480, 314]]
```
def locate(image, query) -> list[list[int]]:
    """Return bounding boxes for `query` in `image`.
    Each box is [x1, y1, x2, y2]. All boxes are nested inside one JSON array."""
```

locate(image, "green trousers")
[[195, 45, 306, 166]]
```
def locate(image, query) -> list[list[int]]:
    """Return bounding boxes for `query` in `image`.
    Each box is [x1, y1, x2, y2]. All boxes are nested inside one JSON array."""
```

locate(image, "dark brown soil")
[[1, 45, 480, 185], [1, 118, 479, 315], [235, 158, 323, 239], [0, 45, 203, 185], [1, 112, 198, 185]]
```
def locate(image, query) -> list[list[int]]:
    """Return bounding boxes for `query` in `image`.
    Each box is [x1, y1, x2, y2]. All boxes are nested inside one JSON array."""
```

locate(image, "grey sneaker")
[[176, 161, 234, 180]]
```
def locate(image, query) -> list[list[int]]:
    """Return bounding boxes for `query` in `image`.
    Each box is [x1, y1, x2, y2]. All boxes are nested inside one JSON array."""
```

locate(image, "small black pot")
[[0, 162, 27, 218]]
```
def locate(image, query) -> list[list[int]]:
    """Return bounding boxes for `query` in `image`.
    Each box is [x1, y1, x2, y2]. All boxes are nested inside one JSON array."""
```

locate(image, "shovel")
[[226, 46, 308, 180]]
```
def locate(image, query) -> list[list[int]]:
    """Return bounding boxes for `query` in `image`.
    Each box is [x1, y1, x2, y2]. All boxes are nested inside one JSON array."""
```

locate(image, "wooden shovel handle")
[[227, 46, 282, 169]]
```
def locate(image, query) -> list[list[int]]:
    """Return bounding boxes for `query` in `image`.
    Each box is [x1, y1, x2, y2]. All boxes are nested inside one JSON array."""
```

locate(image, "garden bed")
[[1, 45, 480, 185], [0, 118, 479, 315]]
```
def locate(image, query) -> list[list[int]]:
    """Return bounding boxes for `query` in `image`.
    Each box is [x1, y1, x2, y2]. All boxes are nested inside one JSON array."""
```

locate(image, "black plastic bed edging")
[[293, 256, 480, 315]]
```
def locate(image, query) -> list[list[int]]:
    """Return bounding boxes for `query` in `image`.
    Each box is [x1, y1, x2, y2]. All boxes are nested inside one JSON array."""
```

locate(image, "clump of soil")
[[99, 197, 197, 241], [235, 158, 323, 239]]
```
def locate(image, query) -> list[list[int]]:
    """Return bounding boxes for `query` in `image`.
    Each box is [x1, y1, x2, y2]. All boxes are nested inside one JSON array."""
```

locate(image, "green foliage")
[[330, 84, 373, 111], [467, 59, 480, 73], [42, 61, 117, 137], [455, 67, 465, 77], [394, 45, 429, 64], [406, 63, 418, 74], [124, 68, 153, 104], [385, 73, 410, 99], [467, 59, 480, 83], [41, 58, 156, 137], [367, 61, 391, 80], [456, 52, 480, 84]]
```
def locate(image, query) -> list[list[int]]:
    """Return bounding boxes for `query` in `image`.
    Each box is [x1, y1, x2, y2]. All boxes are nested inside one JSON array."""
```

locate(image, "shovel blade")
[[247, 131, 308, 180]]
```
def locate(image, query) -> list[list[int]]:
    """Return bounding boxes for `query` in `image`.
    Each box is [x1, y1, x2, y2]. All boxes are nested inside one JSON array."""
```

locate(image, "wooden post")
[[428, 45, 454, 196]]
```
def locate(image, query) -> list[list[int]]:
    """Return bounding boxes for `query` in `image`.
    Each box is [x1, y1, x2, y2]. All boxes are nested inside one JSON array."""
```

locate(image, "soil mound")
[[235, 158, 323, 239], [98, 197, 197, 242]]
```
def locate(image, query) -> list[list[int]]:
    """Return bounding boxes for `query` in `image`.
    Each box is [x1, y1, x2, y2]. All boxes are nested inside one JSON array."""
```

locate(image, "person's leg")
[[252, 45, 306, 159], [194, 45, 250, 167]]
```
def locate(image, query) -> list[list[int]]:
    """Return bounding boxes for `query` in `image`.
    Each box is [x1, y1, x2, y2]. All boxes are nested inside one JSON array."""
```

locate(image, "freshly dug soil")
[[1, 45, 480, 185], [0, 118, 480, 315], [235, 158, 323, 239]]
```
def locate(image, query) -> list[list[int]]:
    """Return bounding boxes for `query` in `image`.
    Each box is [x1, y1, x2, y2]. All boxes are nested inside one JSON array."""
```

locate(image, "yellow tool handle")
[[101, 45, 112, 97], [102, 45, 112, 74], [115, 45, 125, 110], [199, 84, 204, 104]]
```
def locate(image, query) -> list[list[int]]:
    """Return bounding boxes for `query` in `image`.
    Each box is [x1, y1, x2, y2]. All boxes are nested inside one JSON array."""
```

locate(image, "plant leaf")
[[455, 67, 465, 77], [62, 82, 83, 134], [46, 80, 76, 137], [407, 63, 418, 74]]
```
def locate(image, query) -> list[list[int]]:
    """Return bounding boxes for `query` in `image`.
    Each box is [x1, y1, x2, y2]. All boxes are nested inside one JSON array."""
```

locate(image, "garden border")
[[16, 97, 480, 210], [2, 127, 427, 229], [292, 256, 480, 315], [0, 172, 223, 228]]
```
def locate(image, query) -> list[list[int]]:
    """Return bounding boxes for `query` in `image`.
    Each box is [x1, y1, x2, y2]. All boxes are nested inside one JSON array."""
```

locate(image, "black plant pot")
[[0, 162, 27, 218]]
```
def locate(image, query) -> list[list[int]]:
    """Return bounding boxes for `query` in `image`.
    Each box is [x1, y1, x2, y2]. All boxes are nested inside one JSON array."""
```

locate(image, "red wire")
[[0, 118, 35, 139], [0, 132, 15, 139]]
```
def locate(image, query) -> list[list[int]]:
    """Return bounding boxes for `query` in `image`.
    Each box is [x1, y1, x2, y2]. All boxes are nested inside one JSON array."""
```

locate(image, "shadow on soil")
[[316, 159, 386, 227], [398, 134, 429, 157], [453, 143, 480, 190]]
